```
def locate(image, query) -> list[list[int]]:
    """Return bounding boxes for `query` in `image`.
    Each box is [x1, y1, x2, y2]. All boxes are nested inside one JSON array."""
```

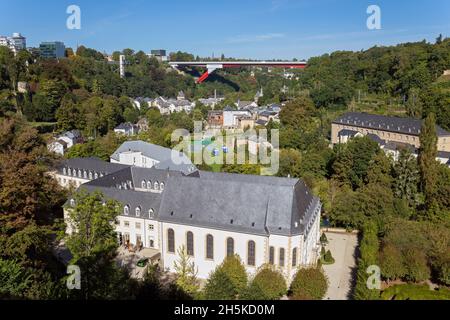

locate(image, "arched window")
[[186, 231, 194, 256], [68, 168, 72, 176], [226, 237, 234, 257], [269, 246, 275, 265], [63, 168, 67, 175], [78, 170, 82, 178], [94, 172, 98, 179], [292, 248, 297, 267], [247, 241, 256, 266], [206, 234, 214, 259], [167, 229, 175, 253], [141, 181, 146, 189], [279, 248, 285, 267], [149, 208, 155, 219], [147, 180, 152, 189], [154, 181, 159, 190], [124, 205, 130, 215], [135, 206, 141, 217], [89, 171, 93, 180], [160, 182, 165, 191]]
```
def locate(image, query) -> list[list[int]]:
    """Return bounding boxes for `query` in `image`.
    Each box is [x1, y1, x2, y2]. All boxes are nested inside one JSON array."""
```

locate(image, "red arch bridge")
[[168, 61, 307, 83]]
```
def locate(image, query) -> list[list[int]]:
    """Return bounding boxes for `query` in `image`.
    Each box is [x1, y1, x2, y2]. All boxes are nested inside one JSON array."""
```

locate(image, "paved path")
[[322, 232, 358, 300]]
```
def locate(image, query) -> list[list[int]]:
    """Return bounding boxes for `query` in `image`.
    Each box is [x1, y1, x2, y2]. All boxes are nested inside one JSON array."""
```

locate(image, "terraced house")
[[62, 157, 322, 281]]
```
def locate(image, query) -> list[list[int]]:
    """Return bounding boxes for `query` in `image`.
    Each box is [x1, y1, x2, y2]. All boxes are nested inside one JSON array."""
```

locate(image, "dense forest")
[[0, 36, 449, 300]]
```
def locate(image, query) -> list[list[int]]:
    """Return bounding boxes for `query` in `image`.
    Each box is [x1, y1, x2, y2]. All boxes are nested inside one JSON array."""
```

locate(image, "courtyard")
[[322, 230, 359, 300]]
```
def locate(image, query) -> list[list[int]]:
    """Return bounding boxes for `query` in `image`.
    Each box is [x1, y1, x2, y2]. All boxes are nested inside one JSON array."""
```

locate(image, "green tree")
[[0, 258, 32, 299], [393, 148, 420, 207], [379, 244, 406, 281], [290, 267, 328, 300], [173, 245, 199, 297], [203, 255, 247, 300], [241, 265, 287, 300], [354, 221, 380, 300], [64, 190, 130, 299], [418, 113, 438, 209]]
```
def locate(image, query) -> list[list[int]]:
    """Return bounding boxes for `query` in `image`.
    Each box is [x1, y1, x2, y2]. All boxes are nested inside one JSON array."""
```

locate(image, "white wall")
[[160, 222, 268, 279], [115, 215, 159, 249], [113, 151, 159, 168]]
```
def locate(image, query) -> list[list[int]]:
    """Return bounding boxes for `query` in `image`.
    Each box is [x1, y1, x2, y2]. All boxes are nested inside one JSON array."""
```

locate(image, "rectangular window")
[[124, 221, 130, 227], [279, 248, 285, 267], [269, 246, 275, 265], [135, 222, 141, 229], [149, 224, 154, 230]]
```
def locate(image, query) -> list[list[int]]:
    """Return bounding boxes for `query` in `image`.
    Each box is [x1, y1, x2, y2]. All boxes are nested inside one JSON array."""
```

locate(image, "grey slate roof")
[[110, 140, 197, 175], [69, 163, 320, 237], [56, 157, 129, 175], [158, 172, 317, 236], [338, 129, 359, 137], [366, 133, 386, 146], [81, 185, 162, 220], [333, 112, 450, 137], [84, 166, 184, 190], [437, 151, 450, 159]]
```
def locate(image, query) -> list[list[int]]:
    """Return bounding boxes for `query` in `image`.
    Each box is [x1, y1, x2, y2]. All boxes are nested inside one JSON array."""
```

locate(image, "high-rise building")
[[148, 49, 168, 62], [39, 41, 66, 58], [0, 33, 27, 54], [119, 55, 126, 78], [10, 33, 26, 52]]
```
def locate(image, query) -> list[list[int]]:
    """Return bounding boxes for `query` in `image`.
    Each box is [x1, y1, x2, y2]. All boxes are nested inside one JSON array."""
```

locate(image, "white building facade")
[[63, 160, 322, 283]]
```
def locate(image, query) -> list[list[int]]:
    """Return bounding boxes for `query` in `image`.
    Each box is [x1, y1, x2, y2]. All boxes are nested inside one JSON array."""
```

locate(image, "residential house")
[[114, 123, 140, 136], [47, 130, 82, 155]]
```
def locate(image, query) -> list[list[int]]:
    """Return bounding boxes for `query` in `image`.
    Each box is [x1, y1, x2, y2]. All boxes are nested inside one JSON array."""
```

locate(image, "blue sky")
[[1, 0, 449, 59]]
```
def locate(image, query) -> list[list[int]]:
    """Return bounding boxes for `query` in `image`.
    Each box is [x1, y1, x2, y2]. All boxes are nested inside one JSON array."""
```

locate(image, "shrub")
[[379, 244, 406, 281], [203, 268, 237, 300], [354, 221, 380, 300], [290, 267, 328, 300], [218, 255, 248, 295], [203, 255, 247, 300], [320, 233, 328, 245], [381, 284, 450, 300], [322, 250, 335, 265], [402, 248, 431, 283], [241, 265, 287, 300]]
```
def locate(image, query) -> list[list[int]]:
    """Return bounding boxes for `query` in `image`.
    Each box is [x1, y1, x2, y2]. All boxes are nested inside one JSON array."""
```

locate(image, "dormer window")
[[68, 168, 72, 176], [160, 182, 165, 191], [89, 172, 93, 180], [78, 170, 82, 178], [63, 168, 67, 175], [141, 181, 146, 189], [124, 205, 130, 215], [136, 207, 141, 217], [94, 172, 98, 179], [83, 170, 87, 179], [154, 182, 159, 190], [147, 180, 152, 189], [149, 208, 155, 218]]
